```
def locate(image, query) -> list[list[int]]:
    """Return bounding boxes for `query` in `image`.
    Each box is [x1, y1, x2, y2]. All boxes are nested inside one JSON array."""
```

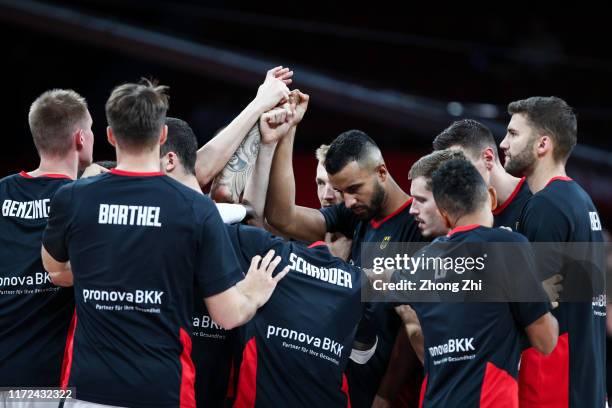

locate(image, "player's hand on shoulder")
[[542, 273, 563, 308], [80, 163, 110, 179], [239, 249, 290, 307]]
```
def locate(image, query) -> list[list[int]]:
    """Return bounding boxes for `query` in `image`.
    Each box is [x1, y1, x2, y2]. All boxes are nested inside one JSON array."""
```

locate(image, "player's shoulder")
[[226, 223, 276, 243], [482, 227, 528, 243], [0, 172, 20, 185], [523, 187, 562, 216]]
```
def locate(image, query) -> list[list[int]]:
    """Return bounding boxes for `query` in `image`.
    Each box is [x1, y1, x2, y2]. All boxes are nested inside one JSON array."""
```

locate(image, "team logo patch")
[[380, 236, 391, 249]]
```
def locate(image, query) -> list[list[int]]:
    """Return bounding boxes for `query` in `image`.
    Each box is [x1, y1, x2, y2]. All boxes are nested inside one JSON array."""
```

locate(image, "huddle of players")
[[0, 64, 605, 408]]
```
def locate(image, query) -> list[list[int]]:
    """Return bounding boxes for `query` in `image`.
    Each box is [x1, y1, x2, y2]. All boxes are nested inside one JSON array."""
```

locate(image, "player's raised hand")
[[268, 66, 293, 85], [287, 90, 310, 127], [240, 249, 290, 308], [259, 106, 295, 144], [255, 67, 291, 112]]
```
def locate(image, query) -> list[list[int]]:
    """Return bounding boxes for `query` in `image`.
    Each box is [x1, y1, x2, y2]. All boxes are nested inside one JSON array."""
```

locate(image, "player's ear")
[[487, 186, 497, 212], [74, 128, 84, 152], [535, 135, 551, 158], [483, 148, 495, 171], [159, 125, 168, 146], [106, 126, 117, 147], [376, 163, 388, 182], [162, 152, 176, 173]]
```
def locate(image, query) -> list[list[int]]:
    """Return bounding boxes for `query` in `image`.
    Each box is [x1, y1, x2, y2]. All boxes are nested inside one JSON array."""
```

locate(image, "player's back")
[[0, 171, 74, 387], [517, 177, 605, 408], [226, 225, 363, 407], [413, 226, 550, 408], [43, 168, 242, 408]]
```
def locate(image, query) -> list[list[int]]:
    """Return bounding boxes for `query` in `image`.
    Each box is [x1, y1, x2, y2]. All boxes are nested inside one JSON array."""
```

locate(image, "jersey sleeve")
[[504, 235, 551, 327], [194, 197, 244, 297], [42, 183, 73, 262], [319, 203, 358, 238]]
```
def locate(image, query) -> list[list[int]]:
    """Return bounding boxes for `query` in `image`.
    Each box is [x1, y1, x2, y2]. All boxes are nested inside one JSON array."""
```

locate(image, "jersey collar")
[[110, 168, 165, 177], [19, 171, 71, 179], [492, 176, 526, 216], [446, 224, 481, 237], [308, 241, 328, 249], [370, 197, 413, 229], [545, 176, 573, 187]]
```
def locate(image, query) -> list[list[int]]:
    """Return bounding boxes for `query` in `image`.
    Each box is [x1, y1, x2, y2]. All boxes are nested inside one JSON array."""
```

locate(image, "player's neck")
[[380, 177, 410, 218], [527, 157, 567, 194], [114, 150, 162, 173], [182, 174, 203, 194], [30, 154, 78, 179], [489, 165, 522, 205], [453, 208, 493, 229]]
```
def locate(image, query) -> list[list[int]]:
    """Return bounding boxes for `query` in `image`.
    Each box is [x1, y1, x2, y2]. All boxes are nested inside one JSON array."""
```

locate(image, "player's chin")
[[352, 208, 372, 220]]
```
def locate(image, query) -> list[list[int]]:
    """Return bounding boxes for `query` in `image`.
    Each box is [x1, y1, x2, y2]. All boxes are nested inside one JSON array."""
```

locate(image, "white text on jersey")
[[2, 199, 50, 219], [289, 253, 352, 288], [98, 204, 162, 227]]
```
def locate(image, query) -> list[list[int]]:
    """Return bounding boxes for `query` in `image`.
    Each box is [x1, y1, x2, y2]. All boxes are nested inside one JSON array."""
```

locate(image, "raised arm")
[[242, 107, 293, 226], [264, 91, 328, 241], [195, 66, 292, 187]]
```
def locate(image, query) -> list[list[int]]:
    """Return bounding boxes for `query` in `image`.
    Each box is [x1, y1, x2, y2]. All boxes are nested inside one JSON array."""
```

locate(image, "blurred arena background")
[[1, 2, 610, 224]]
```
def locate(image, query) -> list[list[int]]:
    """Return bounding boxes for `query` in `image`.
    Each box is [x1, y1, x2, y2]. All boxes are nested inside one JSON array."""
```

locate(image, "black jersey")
[[320, 199, 423, 408], [0, 171, 74, 387], [192, 300, 236, 407], [223, 224, 364, 407], [493, 176, 531, 230], [42, 169, 243, 408], [517, 176, 605, 408], [404, 225, 549, 407]]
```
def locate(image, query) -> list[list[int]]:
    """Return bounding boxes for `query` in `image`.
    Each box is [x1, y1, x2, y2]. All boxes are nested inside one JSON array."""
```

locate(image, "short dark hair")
[[162, 117, 198, 175], [28, 89, 89, 157], [105, 78, 169, 152], [432, 119, 497, 159], [507, 96, 576, 162], [431, 159, 488, 219], [324, 130, 381, 175], [409, 149, 467, 189]]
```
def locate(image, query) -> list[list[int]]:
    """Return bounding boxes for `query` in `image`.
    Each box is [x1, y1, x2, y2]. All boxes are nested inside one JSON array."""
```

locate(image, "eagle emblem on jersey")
[[380, 236, 391, 249]]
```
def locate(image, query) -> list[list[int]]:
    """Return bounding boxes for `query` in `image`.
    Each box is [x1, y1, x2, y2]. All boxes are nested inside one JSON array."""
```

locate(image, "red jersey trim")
[[446, 224, 481, 237], [179, 327, 196, 408], [19, 171, 71, 179], [370, 198, 413, 229], [60, 310, 77, 389], [234, 337, 257, 408], [341, 373, 351, 408], [519, 332, 569, 408], [545, 176, 573, 187], [419, 374, 428, 408], [493, 177, 526, 216], [480, 361, 518, 408], [308, 241, 327, 248], [110, 168, 164, 177]]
